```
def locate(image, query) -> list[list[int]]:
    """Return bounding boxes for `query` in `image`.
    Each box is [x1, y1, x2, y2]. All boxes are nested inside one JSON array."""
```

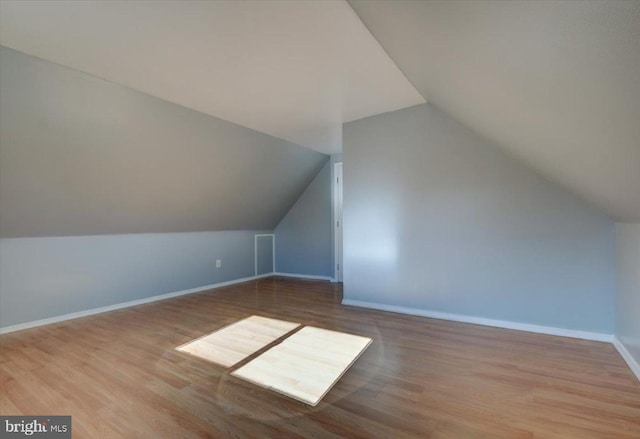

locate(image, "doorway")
[[334, 162, 343, 282], [255, 234, 275, 276]]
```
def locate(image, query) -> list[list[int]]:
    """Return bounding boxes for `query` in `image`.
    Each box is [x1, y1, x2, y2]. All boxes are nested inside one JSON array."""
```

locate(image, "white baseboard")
[[342, 299, 613, 343], [274, 272, 335, 282], [2, 277, 637, 383], [613, 336, 640, 382], [0, 273, 274, 335]]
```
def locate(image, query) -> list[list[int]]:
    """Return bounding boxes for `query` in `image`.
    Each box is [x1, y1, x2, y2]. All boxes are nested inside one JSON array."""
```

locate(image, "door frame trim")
[[333, 161, 343, 282]]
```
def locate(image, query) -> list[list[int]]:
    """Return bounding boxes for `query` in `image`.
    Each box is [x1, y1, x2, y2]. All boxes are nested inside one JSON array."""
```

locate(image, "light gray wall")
[[275, 161, 333, 277], [0, 47, 327, 237], [0, 231, 270, 328], [343, 103, 616, 333], [616, 223, 640, 363]]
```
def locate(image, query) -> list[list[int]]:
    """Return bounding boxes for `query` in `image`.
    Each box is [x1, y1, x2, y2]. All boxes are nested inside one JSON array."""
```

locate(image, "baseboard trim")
[[613, 336, 640, 382], [0, 273, 275, 335], [2, 279, 636, 382], [273, 272, 335, 282], [342, 299, 613, 343]]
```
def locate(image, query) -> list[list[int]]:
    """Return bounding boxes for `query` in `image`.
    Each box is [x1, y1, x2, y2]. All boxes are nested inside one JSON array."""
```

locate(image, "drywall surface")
[[275, 162, 333, 277], [342, 103, 616, 333], [349, 0, 640, 221], [0, 0, 425, 154], [0, 47, 327, 237], [616, 223, 640, 363], [0, 231, 269, 328]]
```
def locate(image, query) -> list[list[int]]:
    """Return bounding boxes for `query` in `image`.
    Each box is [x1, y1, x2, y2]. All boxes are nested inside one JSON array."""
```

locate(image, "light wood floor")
[[1, 277, 639, 438]]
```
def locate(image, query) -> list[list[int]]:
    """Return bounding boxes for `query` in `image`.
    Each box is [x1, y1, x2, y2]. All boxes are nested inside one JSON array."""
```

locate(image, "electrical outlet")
[[216, 259, 222, 269]]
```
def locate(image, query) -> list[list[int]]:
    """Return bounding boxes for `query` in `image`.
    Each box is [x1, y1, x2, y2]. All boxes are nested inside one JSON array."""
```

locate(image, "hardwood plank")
[[0, 276, 638, 438]]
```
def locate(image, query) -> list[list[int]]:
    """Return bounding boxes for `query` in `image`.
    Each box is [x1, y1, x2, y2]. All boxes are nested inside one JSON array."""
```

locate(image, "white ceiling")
[[349, 0, 640, 221], [0, 0, 424, 155]]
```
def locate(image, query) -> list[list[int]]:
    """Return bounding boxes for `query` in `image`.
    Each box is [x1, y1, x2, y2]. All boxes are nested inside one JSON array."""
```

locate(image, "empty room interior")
[[1, 0, 639, 437]]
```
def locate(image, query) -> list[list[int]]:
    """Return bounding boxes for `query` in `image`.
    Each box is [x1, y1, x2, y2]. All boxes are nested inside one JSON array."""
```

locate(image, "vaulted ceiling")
[[0, 0, 423, 154], [0, 47, 327, 237], [1, 0, 639, 223], [349, 0, 640, 221]]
